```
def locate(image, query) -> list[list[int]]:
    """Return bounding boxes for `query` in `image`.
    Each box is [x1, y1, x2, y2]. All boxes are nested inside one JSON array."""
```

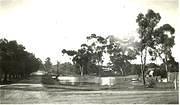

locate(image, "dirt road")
[[0, 88, 178, 104]]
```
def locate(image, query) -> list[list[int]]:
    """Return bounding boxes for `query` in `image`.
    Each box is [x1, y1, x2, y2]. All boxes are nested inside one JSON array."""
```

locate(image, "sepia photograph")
[[0, 0, 179, 104]]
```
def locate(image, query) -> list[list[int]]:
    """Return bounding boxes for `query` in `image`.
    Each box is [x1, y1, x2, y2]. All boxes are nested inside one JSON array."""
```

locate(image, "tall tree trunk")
[[140, 47, 147, 86], [142, 70, 145, 85], [80, 65, 83, 76], [119, 67, 124, 76], [123, 64, 127, 76], [98, 62, 101, 77], [9, 73, 12, 80], [164, 55, 169, 81], [3, 72, 8, 83], [140, 51, 146, 85], [157, 52, 169, 81], [143, 48, 148, 85]]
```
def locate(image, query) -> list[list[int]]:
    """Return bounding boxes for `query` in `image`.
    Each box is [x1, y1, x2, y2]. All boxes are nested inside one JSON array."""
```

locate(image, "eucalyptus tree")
[[62, 34, 138, 76], [136, 9, 177, 84], [136, 9, 161, 85], [44, 57, 53, 72], [106, 35, 138, 76], [152, 24, 175, 75], [86, 34, 107, 76], [62, 44, 93, 76], [73, 45, 92, 76]]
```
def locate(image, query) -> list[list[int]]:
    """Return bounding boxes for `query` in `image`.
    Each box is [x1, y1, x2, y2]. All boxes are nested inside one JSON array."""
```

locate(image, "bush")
[[146, 76, 156, 88], [41, 74, 59, 85]]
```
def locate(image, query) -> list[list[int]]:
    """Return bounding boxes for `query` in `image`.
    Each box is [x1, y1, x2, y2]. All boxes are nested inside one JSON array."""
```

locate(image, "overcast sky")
[[0, 0, 179, 64]]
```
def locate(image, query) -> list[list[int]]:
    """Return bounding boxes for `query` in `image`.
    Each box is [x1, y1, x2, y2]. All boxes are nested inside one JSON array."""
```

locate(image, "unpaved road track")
[[0, 89, 178, 104]]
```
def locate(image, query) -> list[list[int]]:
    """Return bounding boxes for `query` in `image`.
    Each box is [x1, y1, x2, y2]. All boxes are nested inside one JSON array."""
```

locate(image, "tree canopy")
[[0, 38, 41, 83], [136, 9, 176, 84]]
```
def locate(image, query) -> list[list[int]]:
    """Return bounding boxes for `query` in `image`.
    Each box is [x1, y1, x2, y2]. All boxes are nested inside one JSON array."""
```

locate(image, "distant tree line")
[[0, 38, 41, 83], [50, 62, 141, 77]]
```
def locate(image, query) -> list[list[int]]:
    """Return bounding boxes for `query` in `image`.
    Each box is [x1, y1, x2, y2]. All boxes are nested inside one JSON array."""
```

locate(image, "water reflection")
[[57, 76, 117, 86], [57, 77, 77, 85], [101, 77, 115, 86]]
